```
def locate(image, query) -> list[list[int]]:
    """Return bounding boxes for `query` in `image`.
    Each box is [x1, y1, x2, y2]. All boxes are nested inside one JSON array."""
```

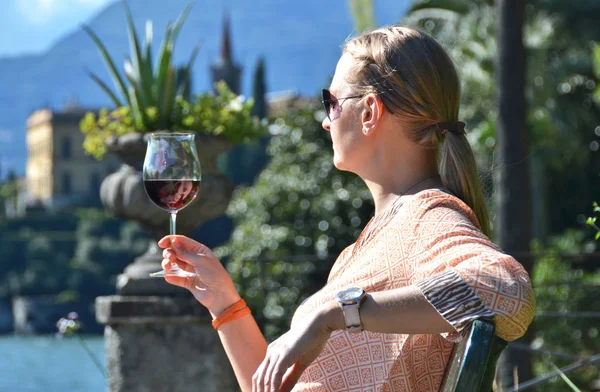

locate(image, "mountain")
[[0, 0, 409, 175]]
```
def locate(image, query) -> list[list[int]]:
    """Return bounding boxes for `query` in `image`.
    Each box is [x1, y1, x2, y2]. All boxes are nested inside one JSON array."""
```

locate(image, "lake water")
[[1, 334, 106, 392]]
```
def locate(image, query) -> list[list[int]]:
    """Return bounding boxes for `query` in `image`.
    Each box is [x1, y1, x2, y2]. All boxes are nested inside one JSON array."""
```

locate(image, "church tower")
[[211, 14, 242, 95]]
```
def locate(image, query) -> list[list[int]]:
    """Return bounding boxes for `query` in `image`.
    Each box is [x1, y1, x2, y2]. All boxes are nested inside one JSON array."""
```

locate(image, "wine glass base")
[[149, 269, 197, 278]]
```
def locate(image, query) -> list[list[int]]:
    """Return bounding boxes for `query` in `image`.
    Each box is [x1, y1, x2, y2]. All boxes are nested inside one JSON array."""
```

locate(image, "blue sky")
[[0, 0, 114, 57]]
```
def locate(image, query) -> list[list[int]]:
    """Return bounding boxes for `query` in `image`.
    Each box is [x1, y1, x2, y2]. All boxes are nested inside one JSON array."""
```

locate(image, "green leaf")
[[548, 362, 582, 392], [586, 217, 597, 225], [348, 0, 377, 32], [158, 67, 175, 129], [596, 232, 600, 240], [144, 20, 154, 101], [124, 59, 150, 129], [177, 43, 200, 97], [82, 25, 130, 107], [87, 71, 123, 107], [592, 42, 600, 79], [156, 25, 173, 111], [128, 86, 144, 130], [122, 0, 150, 107], [403, 8, 462, 23], [170, 3, 193, 43], [408, 0, 470, 15], [157, 2, 191, 108]]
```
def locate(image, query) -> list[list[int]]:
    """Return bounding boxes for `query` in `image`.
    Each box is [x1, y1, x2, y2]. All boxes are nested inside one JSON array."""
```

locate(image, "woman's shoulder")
[[402, 188, 481, 229]]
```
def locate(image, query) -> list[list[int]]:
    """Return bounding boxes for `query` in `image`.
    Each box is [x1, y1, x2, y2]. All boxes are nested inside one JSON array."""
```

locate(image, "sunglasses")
[[321, 89, 364, 121]]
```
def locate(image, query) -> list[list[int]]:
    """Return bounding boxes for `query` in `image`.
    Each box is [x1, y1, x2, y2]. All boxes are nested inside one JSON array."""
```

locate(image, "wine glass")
[[143, 132, 201, 278]]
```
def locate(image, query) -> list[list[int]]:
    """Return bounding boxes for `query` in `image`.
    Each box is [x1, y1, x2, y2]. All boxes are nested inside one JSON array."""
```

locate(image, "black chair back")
[[439, 320, 508, 392]]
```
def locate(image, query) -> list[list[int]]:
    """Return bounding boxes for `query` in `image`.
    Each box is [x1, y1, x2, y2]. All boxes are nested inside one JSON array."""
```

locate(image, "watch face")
[[336, 287, 364, 304]]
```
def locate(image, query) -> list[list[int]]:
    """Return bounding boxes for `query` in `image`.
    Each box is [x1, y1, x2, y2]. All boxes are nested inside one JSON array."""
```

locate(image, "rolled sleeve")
[[408, 193, 537, 342], [416, 269, 494, 342], [451, 253, 536, 342]]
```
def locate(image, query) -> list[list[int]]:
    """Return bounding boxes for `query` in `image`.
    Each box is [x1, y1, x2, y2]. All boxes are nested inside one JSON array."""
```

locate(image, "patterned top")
[[290, 189, 535, 392]]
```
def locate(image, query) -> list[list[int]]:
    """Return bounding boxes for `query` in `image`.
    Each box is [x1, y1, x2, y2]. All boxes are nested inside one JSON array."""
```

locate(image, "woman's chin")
[[332, 155, 349, 171]]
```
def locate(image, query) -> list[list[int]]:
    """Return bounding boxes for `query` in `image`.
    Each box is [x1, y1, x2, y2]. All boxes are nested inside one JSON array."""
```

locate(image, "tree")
[[251, 57, 267, 119], [494, 0, 534, 388], [0, 170, 21, 216]]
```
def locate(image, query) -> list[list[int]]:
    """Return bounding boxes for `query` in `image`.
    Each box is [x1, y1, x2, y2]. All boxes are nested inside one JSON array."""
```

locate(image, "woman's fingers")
[[252, 356, 270, 392], [161, 245, 201, 270], [157, 236, 172, 248], [162, 249, 197, 273], [170, 245, 203, 268], [158, 235, 215, 258], [173, 235, 215, 256], [269, 355, 289, 392], [173, 258, 197, 273], [279, 363, 308, 392], [254, 341, 294, 392], [253, 322, 325, 392], [161, 260, 191, 288], [263, 349, 284, 392]]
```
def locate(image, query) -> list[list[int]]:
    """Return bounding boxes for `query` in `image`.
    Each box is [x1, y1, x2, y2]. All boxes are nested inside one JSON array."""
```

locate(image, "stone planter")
[[99, 132, 234, 295]]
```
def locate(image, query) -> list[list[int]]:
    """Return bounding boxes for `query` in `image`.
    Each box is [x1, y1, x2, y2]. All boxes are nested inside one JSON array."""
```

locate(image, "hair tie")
[[436, 121, 466, 135]]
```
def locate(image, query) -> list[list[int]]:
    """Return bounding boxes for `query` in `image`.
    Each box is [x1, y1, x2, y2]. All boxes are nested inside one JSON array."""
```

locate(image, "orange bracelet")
[[212, 299, 252, 330]]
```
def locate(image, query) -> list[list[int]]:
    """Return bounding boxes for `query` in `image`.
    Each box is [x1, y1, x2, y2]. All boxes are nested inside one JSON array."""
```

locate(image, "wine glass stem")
[[170, 212, 177, 235]]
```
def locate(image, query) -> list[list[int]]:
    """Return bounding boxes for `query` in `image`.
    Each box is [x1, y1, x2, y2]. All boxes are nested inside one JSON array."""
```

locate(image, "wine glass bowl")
[[144, 178, 201, 212], [143, 132, 201, 277]]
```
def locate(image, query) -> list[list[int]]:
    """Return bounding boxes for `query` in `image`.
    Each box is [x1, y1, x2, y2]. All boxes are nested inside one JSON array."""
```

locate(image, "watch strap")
[[340, 302, 363, 333]]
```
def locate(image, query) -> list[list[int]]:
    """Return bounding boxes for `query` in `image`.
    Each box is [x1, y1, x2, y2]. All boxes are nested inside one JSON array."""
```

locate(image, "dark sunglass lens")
[[321, 89, 331, 114]]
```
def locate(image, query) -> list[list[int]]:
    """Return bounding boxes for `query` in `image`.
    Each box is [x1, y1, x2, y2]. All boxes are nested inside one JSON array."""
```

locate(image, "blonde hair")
[[343, 26, 490, 236]]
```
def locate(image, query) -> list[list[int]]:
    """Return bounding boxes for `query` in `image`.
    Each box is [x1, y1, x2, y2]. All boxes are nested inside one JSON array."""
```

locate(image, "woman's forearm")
[[216, 313, 268, 392], [323, 285, 455, 335], [199, 291, 268, 392]]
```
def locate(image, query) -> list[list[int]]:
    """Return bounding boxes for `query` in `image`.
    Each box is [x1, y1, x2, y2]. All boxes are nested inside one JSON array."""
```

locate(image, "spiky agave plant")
[[83, 0, 198, 131]]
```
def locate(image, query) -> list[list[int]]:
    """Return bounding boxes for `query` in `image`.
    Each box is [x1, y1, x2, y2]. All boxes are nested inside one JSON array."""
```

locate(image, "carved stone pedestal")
[[96, 296, 238, 392]]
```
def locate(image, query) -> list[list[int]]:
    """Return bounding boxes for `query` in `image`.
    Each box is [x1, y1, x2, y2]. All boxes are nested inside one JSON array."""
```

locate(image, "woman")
[[159, 26, 535, 392]]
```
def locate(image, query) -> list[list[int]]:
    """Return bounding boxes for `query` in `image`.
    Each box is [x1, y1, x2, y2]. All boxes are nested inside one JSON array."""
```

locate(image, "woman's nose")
[[322, 116, 331, 132]]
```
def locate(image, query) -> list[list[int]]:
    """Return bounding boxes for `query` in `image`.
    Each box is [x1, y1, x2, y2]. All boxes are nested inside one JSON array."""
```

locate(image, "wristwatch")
[[334, 287, 367, 333]]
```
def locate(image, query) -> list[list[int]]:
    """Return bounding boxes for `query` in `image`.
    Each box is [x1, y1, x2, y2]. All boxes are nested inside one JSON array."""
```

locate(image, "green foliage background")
[[0, 209, 149, 302], [215, 101, 374, 340]]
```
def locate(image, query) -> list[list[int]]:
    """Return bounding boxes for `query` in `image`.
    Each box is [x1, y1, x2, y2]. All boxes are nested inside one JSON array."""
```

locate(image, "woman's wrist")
[[210, 294, 242, 318], [317, 300, 345, 333], [211, 288, 242, 317], [189, 285, 241, 318]]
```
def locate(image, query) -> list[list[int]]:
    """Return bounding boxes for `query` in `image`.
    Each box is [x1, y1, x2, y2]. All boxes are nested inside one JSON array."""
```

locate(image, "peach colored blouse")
[[291, 189, 535, 392]]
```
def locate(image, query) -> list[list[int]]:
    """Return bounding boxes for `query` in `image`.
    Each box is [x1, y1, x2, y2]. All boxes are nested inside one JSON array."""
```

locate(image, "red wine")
[[144, 179, 200, 212]]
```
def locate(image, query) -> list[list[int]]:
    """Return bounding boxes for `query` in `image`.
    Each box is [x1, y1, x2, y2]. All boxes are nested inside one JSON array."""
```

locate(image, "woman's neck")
[[364, 172, 443, 215], [356, 123, 443, 215], [359, 143, 442, 215]]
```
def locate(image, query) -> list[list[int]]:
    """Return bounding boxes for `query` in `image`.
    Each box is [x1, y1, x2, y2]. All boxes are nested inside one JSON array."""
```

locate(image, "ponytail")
[[344, 26, 490, 236], [439, 132, 490, 236]]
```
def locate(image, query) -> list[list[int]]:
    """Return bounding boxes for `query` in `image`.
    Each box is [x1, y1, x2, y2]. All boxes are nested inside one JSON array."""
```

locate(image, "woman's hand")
[[252, 304, 339, 392], [158, 235, 240, 317]]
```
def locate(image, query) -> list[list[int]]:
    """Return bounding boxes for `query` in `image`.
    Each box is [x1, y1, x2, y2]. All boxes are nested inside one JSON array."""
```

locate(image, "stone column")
[[96, 296, 238, 392]]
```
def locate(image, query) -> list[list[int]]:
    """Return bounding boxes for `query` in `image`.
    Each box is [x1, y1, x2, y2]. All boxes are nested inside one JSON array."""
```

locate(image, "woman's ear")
[[361, 93, 384, 135]]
